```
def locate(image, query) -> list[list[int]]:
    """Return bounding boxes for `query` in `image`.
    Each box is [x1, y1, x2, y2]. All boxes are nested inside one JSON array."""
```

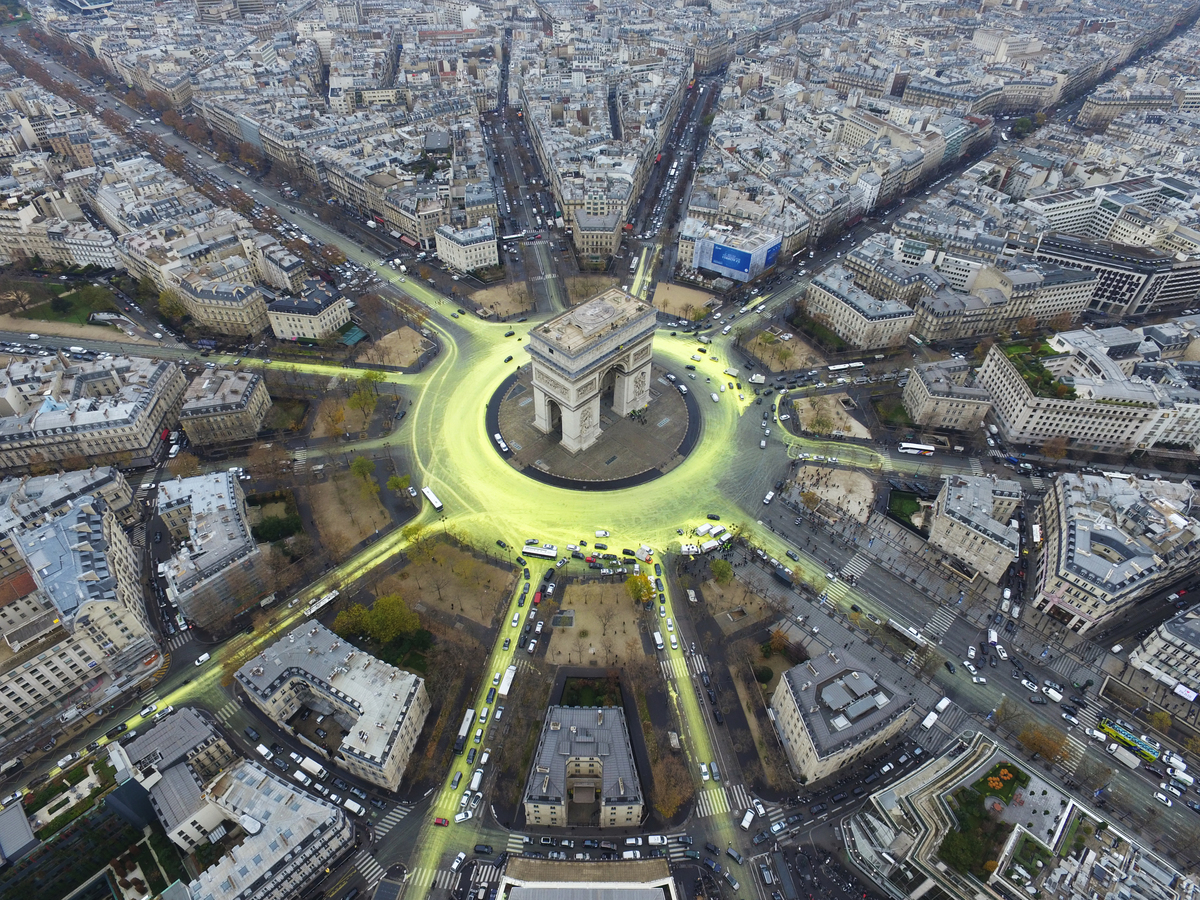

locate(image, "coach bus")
[[898, 443, 936, 456], [421, 486, 443, 512], [523, 545, 558, 560], [1099, 718, 1160, 760], [827, 362, 866, 372]]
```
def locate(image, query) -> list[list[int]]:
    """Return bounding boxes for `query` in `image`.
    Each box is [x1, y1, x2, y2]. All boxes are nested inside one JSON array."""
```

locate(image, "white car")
[[1084, 728, 1106, 742], [1154, 792, 1173, 807], [995, 645, 1009, 661], [1021, 680, 1039, 692], [700, 762, 710, 781], [1062, 713, 1080, 727], [962, 661, 978, 675], [972, 675, 988, 684], [967, 646, 976, 660], [666, 618, 674, 632]]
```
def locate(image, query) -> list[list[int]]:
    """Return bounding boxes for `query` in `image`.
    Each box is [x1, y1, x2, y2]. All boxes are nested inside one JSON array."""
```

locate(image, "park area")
[[746, 331, 824, 372], [652, 283, 712, 320], [543, 581, 632, 667], [939, 760, 1030, 877], [791, 392, 871, 438], [793, 464, 876, 523], [389, 538, 512, 628], [360, 326, 429, 367], [471, 282, 537, 317], [308, 472, 392, 559]]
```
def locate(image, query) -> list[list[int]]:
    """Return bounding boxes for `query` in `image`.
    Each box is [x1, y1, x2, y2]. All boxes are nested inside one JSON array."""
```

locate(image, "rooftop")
[[528, 289, 656, 358], [157, 473, 257, 593], [937, 475, 1022, 552], [525, 706, 642, 806], [180, 370, 263, 418]]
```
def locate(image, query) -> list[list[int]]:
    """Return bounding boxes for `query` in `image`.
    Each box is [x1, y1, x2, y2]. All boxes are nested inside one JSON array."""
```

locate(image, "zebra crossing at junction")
[[694, 786, 730, 818], [659, 658, 688, 681], [406, 867, 459, 890], [471, 863, 501, 886], [506, 833, 527, 854], [968, 457, 984, 476], [667, 840, 693, 860], [353, 849, 385, 889], [880, 455, 894, 472], [690, 654, 708, 675], [214, 700, 239, 725], [167, 631, 192, 650], [139, 689, 160, 706], [725, 783, 750, 813], [925, 606, 958, 639], [293, 448, 307, 473], [373, 803, 410, 838], [839, 553, 870, 582], [131, 523, 147, 548], [1029, 475, 1045, 492]]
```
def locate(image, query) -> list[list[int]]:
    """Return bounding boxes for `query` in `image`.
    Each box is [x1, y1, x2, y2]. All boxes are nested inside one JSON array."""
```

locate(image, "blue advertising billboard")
[[709, 242, 752, 274], [764, 241, 781, 269]]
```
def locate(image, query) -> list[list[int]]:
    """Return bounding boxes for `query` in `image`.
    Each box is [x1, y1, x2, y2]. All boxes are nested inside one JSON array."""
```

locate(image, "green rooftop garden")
[[1002, 342, 1075, 400], [938, 761, 1031, 877]]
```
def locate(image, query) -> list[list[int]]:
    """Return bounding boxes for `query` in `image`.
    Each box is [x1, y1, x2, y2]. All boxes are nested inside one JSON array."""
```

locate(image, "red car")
[[533, 592, 541, 606], [434, 817, 449, 827]]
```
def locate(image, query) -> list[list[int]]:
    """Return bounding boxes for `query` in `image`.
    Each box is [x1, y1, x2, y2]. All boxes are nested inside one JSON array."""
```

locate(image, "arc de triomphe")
[[525, 288, 659, 454]]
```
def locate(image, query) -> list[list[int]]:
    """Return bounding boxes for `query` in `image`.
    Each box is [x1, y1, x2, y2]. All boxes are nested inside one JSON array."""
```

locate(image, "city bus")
[[1098, 718, 1160, 760], [629, 257, 639, 274], [523, 545, 558, 560], [421, 486, 443, 512], [501, 231, 527, 241], [898, 443, 936, 456], [827, 362, 865, 373]]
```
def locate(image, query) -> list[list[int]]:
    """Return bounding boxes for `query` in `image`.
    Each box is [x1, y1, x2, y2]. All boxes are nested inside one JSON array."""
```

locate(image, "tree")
[[358, 370, 385, 395], [1018, 723, 1068, 761], [624, 573, 653, 605], [597, 604, 616, 637], [347, 388, 377, 428], [369, 593, 420, 644], [158, 289, 186, 321], [333, 603, 370, 638], [50, 294, 70, 315], [1042, 434, 1069, 460], [800, 490, 821, 511], [321, 402, 345, 436], [974, 337, 995, 360], [769, 628, 789, 654], [1016, 315, 1038, 336], [710, 559, 734, 585], [172, 451, 201, 477], [349, 455, 375, 483], [1147, 710, 1172, 733], [386, 474, 411, 495], [1049, 311, 1075, 332]]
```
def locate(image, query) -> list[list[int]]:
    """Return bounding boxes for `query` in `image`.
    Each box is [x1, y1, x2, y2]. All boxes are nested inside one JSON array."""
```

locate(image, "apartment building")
[[803, 267, 914, 350], [1130, 608, 1200, 696], [179, 369, 271, 447], [0, 197, 119, 270], [185, 760, 354, 900], [158, 473, 270, 631], [927, 475, 1022, 584], [267, 280, 350, 342], [523, 706, 643, 829], [0, 494, 154, 739], [572, 211, 623, 259], [902, 360, 993, 431], [236, 623, 430, 791], [0, 354, 187, 471], [975, 332, 1200, 453], [177, 275, 270, 336], [771, 646, 916, 783], [434, 217, 499, 273], [1033, 474, 1200, 635]]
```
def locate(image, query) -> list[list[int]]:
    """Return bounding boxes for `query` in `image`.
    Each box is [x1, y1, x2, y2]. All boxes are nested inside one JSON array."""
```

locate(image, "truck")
[[498, 665, 517, 698], [300, 757, 328, 781], [470, 768, 485, 792], [921, 711, 939, 730], [696, 523, 712, 537], [343, 798, 366, 816], [653, 632, 664, 650], [749, 373, 766, 385], [453, 708, 476, 754], [680, 543, 700, 554], [1107, 742, 1141, 769], [700, 539, 720, 553], [636, 545, 653, 562]]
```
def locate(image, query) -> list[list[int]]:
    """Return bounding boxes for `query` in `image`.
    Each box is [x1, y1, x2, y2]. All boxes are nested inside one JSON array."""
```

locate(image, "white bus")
[[421, 486, 443, 512], [897, 443, 936, 456], [523, 545, 557, 560]]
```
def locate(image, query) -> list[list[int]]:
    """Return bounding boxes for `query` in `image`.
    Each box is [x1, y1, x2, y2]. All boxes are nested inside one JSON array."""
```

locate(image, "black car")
[[989, 656, 998, 668], [272, 756, 289, 771], [245, 726, 260, 741], [863, 773, 879, 784], [475, 843, 495, 854], [86, 740, 100, 752], [701, 671, 711, 687], [706, 513, 721, 521], [105, 723, 128, 739], [523, 568, 530, 580], [714, 709, 724, 725], [852, 786, 865, 795], [685, 364, 696, 370], [516, 556, 526, 565], [496, 540, 508, 550], [810, 802, 827, 814], [371, 798, 387, 810], [1029, 695, 1048, 705], [584, 840, 599, 848], [504, 355, 514, 363], [1061, 705, 1077, 716], [504, 330, 515, 337], [752, 832, 769, 845], [333, 777, 350, 790], [677, 836, 694, 845], [594, 542, 608, 550], [707, 688, 717, 703], [945, 661, 956, 674], [1069, 696, 1087, 706], [831, 791, 848, 802]]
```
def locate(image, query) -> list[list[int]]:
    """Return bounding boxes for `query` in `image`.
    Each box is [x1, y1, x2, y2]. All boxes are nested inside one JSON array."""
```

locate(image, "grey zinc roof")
[[938, 475, 1021, 552], [16, 497, 114, 622], [149, 764, 205, 834], [0, 803, 37, 864], [525, 706, 642, 806], [124, 707, 217, 770]]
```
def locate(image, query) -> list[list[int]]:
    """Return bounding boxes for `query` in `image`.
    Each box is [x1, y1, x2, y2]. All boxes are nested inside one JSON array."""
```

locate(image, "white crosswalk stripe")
[[434, 869, 460, 890], [293, 448, 307, 473], [472, 864, 500, 885], [659, 658, 688, 680], [214, 700, 239, 725], [925, 606, 958, 638], [880, 455, 894, 472], [969, 457, 984, 476], [354, 849, 385, 887], [1061, 736, 1088, 774], [408, 867, 435, 888], [694, 786, 730, 818], [667, 840, 692, 859], [726, 783, 750, 812], [506, 833, 526, 853], [690, 655, 708, 675], [140, 690, 159, 704], [765, 806, 786, 825], [839, 552, 870, 582], [373, 803, 410, 838], [1030, 475, 1045, 492], [167, 632, 192, 650]]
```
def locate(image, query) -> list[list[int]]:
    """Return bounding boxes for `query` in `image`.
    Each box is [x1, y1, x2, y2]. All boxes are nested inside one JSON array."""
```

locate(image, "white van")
[[740, 808, 756, 830], [1043, 688, 1063, 703], [935, 697, 952, 713], [293, 770, 313, 787], [653, 631, 664, 650], [256, 744, 274, 761], [194, 652, 211, 666], [987, 629, 998, 645], [1169, 768, 1194, 786], [1010, 604, 1021, 619]]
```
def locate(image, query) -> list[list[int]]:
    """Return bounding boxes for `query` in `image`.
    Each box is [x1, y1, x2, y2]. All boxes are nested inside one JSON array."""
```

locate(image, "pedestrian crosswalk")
[[214, 699, 239, 725], [659, 654, 709, 681], [293, 447, 307, 473], [694, 785, 730, 818], [880, 455, 894, 472], [471, 863, 501, 885], [925, 606, 958, 639], [667, 841, 690, 860], [726, 783, 750, 812], [353, 849, 385, 889], [839, 552, 870, 583], [968, 457, 984, 476], [1029, 475, 1045, 492], [373, 803, 410, 838], [167, 631, 192, 650], [407, 867, 459, 890], [506, 833, 526, 854], [131, 523, 147, 549]]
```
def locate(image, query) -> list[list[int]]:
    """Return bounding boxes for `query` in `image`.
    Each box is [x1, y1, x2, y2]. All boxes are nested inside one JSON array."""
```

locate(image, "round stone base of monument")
[[492, 361, 698, 490]]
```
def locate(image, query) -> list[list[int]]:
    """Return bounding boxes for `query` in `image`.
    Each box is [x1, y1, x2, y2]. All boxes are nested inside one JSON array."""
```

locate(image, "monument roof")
[[533, 289, 654, 356]]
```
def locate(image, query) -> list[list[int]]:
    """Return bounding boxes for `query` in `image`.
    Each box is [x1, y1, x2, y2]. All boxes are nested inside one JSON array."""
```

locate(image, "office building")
[[523, 706, 644, 829], [158, 473, 270, 631], [434, 218, 499, 273], [1130, 607, 1200, 698], [1033, 474, 1200, 635], [803, 267, 914, 350], [927, 475, 1022, 584], [0, 354, 186, 471], [771, 640, 916, 783], [236, 623, 430, 791], [901, 361, 993, 432], [179, 370, 271, 447], [177, 275, 270, 337], [267, 280, 350, 342], [496, 857, 680, 900]]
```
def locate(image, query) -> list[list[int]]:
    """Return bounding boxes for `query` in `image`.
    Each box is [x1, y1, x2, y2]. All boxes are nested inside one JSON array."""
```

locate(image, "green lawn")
[[17, 284, 117, 325], [263, 399, 308, 431], [871, 395, 914, 427], [888, 490, 922, 524]]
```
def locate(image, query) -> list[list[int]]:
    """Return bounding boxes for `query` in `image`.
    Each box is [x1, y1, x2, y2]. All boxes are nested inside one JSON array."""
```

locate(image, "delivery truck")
[[1106, 743, 1141, 769], [300, 757, 328, 781]]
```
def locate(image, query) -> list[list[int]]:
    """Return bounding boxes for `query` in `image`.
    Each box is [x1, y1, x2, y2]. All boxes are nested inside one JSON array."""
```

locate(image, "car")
[[1029, 695, 1048, 705], [434, 817, 450, 826], [1161, 782, 1183, 798], [967, 646, 976, 660], [1021, 679, 1039, 692], [1062, 714, 1080, 727], [945, 661, 956, 674], [810, 802, 827, 814], [962, 661, 978, 675], [139, 704, 158, 718], [973, 675, 988, 684], [880, 762, 895, 774], [451, 852, 467, 871], [1155, 792, 1173, 807]]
